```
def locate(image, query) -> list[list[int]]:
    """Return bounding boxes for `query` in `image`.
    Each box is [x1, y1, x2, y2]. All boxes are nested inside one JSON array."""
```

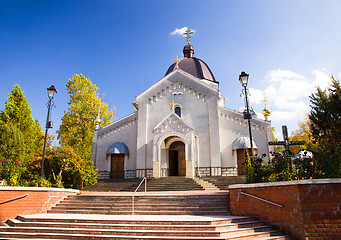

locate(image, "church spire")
[[183, 28, 194, 45], [182, 28, 194, 58], [262, 98, 271, 121]]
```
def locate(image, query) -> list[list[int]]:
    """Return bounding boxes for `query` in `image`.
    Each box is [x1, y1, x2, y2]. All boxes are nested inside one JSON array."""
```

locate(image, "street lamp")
[[40, 85, 57, 177], [239, 72, 253, 156]]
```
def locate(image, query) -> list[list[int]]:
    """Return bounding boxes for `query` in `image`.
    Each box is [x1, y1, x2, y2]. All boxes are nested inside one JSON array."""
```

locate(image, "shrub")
[[44, 146, 97, 189]]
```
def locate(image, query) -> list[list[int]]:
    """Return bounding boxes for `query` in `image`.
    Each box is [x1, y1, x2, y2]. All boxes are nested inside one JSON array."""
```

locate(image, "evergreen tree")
[[309, 77, 341, 148], [0, 85, 43, 185], [58, 74, 114, 161], [309, 77, 341, 177], [0, 85, 43, 160]]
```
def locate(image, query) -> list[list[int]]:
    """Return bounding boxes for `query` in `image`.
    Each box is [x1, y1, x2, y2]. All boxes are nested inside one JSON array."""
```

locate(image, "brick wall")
[[229, 179, 341, 240], [0, 187, 79, 222]]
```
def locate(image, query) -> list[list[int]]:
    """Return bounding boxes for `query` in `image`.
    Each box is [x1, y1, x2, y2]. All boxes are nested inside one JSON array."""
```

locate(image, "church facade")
[[92, 42, 272, 179]]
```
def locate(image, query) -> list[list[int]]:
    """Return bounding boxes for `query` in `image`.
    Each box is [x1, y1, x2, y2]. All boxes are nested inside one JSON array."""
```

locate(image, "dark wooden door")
[[169, 150, 178, 176], [169, 141, 186, 176], [111, 154, 125, 178], [178, 147, 186, 176], [237, 149, 245, 175]]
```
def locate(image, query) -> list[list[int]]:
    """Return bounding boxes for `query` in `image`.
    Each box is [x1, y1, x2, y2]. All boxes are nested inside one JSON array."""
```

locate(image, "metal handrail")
[[132, 177, 147, 215], [0, 194, 29, 205], [241, 191, 284, 208]]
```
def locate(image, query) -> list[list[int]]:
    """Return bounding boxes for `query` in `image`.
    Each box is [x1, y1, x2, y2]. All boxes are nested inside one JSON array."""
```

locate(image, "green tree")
[[58, 74, 114, 160], [0, 85, 44, 185], [0, 85, 43, 160], [309, 76, 341, 178], [309, 77, 341, 148], [0, 123, 25, 185]]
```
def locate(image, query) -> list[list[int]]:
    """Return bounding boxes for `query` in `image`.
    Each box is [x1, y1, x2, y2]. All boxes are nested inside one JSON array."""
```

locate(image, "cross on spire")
[[183, 28, 194, 45]]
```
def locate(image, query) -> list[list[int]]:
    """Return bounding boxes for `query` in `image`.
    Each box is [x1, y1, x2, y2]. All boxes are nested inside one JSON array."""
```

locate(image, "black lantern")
[[41, 85, 57, 177], [239, 71, 253, 159], [47, 85, 57, 99], [239, 71, 249, 87]]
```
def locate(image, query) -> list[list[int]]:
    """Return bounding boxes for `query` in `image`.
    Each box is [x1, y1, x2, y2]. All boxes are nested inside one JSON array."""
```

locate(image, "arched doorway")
[[168, 141, 186, 176], [107, 142, 129, 179]]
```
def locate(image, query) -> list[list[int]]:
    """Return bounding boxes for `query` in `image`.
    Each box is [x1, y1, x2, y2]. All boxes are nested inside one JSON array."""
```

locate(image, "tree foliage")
[[57, 74, 114, 187], [0, 85, 44, 160], [0, 85, 44, 185], [58, 74, 114, 161], [290, 115, 317, 154], [309, 76, 341, 178], [309, 77, 341, 148], [44, 146, 97, 188]]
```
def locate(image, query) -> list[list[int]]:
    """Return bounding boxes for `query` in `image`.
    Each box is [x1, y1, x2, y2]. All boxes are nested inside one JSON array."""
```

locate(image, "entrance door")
[[237, 149, 253, 175], [111, 154, 125, 178], [237, 149, 245, 175], [169, 141, 185, 176], [169, 150, 178, 176]]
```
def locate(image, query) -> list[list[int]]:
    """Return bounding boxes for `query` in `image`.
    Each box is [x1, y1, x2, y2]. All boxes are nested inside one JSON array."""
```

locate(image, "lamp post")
[[40, 85, 57, 177], [239, 71, 253, 157]]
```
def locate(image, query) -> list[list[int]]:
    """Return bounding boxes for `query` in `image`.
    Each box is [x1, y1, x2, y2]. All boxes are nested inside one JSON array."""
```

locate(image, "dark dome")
[[165, 44, 217, 83]]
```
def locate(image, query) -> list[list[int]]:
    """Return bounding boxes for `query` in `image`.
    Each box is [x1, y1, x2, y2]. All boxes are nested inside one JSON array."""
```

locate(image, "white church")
[[92, 33, 272, 179]]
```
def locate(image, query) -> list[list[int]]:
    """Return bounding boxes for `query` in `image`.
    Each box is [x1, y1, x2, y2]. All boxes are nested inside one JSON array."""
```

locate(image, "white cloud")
[[265, 69, 306, 83], [249, 88, 264, 104], [249, 69, 331, 137], [170, 27, 196, 36], [271, 110, 299, 122], [312, 69, 331, 91]]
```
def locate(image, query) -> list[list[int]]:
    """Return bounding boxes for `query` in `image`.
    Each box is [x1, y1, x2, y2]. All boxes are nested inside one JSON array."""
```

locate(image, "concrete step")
[[0, 214, 292, 240], [50, 193, 230, 215], [16, 214, 252, 225], [47, 210, 231, 215], [51, 204, 226, 211], [7, 218, 264, 231], [200, 176, 247, 190], [83, 177, 207, 192], [193, 177, 220, 190]]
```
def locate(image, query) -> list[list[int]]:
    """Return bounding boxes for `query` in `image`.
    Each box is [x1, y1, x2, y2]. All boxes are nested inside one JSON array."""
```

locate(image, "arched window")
[[175, 106, 181, 117]]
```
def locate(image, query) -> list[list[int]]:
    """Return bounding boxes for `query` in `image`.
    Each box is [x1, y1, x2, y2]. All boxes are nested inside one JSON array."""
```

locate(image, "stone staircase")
[[0, 177, 292, 239], [47, 192, 230, 215], [201, 176, 247, 190], [1, 214, 292, 239], [193, 177, 220, 190], [142, 177, 204, 191], [82, 176, 247, 192]]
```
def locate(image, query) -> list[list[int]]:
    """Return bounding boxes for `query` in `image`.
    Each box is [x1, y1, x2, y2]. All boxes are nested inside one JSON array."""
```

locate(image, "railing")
[[0, 194, 29, 205], [241, 191, 284, 208], [132, 177, 147, 215]]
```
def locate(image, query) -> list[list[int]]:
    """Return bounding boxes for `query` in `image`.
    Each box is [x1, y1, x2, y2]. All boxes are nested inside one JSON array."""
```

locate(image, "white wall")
[[95, 112, 138, 172]]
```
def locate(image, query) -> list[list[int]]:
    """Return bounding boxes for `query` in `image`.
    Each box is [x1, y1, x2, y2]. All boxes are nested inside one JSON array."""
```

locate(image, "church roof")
[[165, 44, 217, 83], [233, 136, 258, 150], [107, 142, 129, 154]]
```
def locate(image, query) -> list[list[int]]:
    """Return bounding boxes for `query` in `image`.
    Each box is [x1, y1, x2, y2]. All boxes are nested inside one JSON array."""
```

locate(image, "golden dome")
[[262, 98, 271, 116], [94, 114, 102, 125]]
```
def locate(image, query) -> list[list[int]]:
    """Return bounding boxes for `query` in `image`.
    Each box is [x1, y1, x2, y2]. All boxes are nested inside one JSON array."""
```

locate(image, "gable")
[[134, 69, 219, 108], [153, 112, 193, 134]]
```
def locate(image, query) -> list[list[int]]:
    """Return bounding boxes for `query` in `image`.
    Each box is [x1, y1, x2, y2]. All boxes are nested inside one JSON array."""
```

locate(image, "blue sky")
[[1, 0, 340, 141]]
